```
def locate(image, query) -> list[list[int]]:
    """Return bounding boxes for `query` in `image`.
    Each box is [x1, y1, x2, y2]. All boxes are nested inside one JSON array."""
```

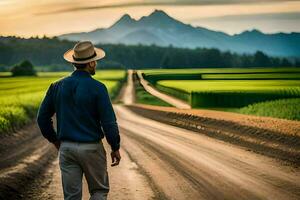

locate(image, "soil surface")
[[114, 105, 300, 199], [0, 120, 57, 200], [127, 104, 300, 165], [131, 104, 300, 136]]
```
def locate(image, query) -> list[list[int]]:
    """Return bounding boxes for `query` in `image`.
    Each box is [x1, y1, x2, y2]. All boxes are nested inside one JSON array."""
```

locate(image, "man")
[[37, 41, 121, 200]]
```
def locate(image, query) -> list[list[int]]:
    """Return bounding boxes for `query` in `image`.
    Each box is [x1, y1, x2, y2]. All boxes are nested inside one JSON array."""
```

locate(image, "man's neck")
[[75, 68, 91, 74]]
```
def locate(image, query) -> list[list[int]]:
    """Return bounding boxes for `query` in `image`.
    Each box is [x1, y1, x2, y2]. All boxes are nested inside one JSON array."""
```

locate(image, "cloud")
[[190, 11, 300, 21], [145, 0, 299, 4], [34, 0, 300, 15]]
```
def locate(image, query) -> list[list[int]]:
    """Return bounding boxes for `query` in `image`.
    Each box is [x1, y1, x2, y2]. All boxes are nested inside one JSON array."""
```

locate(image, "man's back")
[[37, 69, 120, 151]]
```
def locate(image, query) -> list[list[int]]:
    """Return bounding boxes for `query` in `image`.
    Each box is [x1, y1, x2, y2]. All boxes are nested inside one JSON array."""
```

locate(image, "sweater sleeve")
[[37, 83, 58, 143], [97, 84, 120, 152]]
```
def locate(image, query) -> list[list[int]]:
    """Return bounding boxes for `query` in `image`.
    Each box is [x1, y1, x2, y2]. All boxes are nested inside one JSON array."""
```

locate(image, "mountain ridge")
[[58, 10, 300, 57]]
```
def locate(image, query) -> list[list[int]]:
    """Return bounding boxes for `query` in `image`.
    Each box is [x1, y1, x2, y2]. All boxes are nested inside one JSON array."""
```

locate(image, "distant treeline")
[[0, 36, 299, 71]]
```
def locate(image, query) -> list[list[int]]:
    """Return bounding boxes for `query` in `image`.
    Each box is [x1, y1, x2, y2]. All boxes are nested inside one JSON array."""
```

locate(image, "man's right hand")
[[111, 150, 121, 167]]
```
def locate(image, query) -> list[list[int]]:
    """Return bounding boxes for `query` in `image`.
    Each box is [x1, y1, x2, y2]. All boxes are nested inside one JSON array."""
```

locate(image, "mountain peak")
[[149, 9, 170, 18], [112, 13, 136, 27], [249, 29, 262, 34], [146, 9, 174, 21], [119, 14, 135, 22], [138, 9, 180, 27], [241, 29, 263, 35]]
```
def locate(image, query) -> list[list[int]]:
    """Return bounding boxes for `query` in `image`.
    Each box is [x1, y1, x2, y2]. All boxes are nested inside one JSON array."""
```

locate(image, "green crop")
[[142, 67, 300, 84], [157, 80, 300, 92], [0, 70, 126, 134], [201, 73, 300, 80], [143, 67, 300, 75], [157, 80, 300, 107], [238, 98, 300, 121]]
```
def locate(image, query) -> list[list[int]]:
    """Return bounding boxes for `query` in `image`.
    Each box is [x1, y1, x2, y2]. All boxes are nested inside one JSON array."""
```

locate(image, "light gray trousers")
[[58, 140, 109, 200]]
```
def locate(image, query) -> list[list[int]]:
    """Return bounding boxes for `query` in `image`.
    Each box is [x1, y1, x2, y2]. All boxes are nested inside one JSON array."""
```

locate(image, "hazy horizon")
[[0, 0, 299, 38]]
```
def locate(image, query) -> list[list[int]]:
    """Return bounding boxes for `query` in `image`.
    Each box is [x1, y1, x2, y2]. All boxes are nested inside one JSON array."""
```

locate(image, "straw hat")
[[63, 41, 105, 64]]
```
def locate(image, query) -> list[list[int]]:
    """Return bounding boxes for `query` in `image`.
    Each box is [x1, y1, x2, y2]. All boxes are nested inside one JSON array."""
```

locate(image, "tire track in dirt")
[[0, 120, 45, 169], [0, 119, 58, 200], [127, 105, 300, 165], [120, 117, 300, 194]]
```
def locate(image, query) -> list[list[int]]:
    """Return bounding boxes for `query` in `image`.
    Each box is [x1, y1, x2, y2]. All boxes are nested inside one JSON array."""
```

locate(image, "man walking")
[[37, 41, 121, 200]]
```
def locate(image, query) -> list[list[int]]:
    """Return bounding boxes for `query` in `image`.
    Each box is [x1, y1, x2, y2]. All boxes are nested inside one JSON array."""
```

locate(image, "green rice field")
[[0, 70, 126, 134], [143, 67, 300, 74], [142, 68, 300, 120], [238, 98, 300, 121], [143, 67, 300, 84]]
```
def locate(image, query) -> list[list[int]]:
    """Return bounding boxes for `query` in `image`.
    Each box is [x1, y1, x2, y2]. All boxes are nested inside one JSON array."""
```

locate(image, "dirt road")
[[114, 105, 300, 200], [122, 69, 135, 105]]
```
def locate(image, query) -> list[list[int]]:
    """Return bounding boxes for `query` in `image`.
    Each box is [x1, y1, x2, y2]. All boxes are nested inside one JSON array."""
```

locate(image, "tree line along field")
[[0, 70, 126, 134], [142, 67, 300, 120]]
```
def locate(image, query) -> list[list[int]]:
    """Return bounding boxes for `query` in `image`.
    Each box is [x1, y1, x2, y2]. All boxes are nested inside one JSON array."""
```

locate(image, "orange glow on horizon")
[[0, 0, 299, 37]]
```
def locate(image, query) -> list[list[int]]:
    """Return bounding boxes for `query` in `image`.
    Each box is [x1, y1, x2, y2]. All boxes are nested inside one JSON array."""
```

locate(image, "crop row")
[[190, 88, 300, 107], [143, 67, 300, 75], [143, 70, 300, 84], [155, 79, 300, 108], [201, 73, 300, 80]]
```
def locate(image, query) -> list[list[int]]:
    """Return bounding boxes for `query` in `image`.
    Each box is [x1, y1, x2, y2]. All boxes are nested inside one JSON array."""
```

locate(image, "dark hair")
[[73, 63, 87, 69]]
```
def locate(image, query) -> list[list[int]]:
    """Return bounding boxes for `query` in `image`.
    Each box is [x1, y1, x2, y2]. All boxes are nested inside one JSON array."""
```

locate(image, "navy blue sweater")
[[37, 70, 120, 151]]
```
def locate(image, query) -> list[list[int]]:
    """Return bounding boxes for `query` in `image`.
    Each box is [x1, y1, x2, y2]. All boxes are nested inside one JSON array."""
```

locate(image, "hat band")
[[72, 51, 97, 61]]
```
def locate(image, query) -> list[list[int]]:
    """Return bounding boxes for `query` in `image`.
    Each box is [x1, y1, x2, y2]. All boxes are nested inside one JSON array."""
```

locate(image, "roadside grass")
[[135, 82, 172, 107], [134, 72, 172, 107]]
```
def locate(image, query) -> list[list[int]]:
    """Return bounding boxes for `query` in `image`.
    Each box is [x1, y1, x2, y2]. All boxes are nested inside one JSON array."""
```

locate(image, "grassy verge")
[[134, 72, 172, 107], [135, 83, 172, 107]]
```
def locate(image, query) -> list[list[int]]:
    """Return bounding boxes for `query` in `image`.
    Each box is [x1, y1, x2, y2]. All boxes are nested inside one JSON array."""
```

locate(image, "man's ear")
[[88, 61, 95, 68], [87, 62, 92, 69]]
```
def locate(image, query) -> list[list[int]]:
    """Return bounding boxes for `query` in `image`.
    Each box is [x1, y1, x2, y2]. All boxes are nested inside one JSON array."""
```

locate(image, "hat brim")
[[63, 47, 105, 64]]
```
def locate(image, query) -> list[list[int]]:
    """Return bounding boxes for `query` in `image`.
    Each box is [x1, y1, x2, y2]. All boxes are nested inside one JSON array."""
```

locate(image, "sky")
[[0, 0, 299, 37]]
